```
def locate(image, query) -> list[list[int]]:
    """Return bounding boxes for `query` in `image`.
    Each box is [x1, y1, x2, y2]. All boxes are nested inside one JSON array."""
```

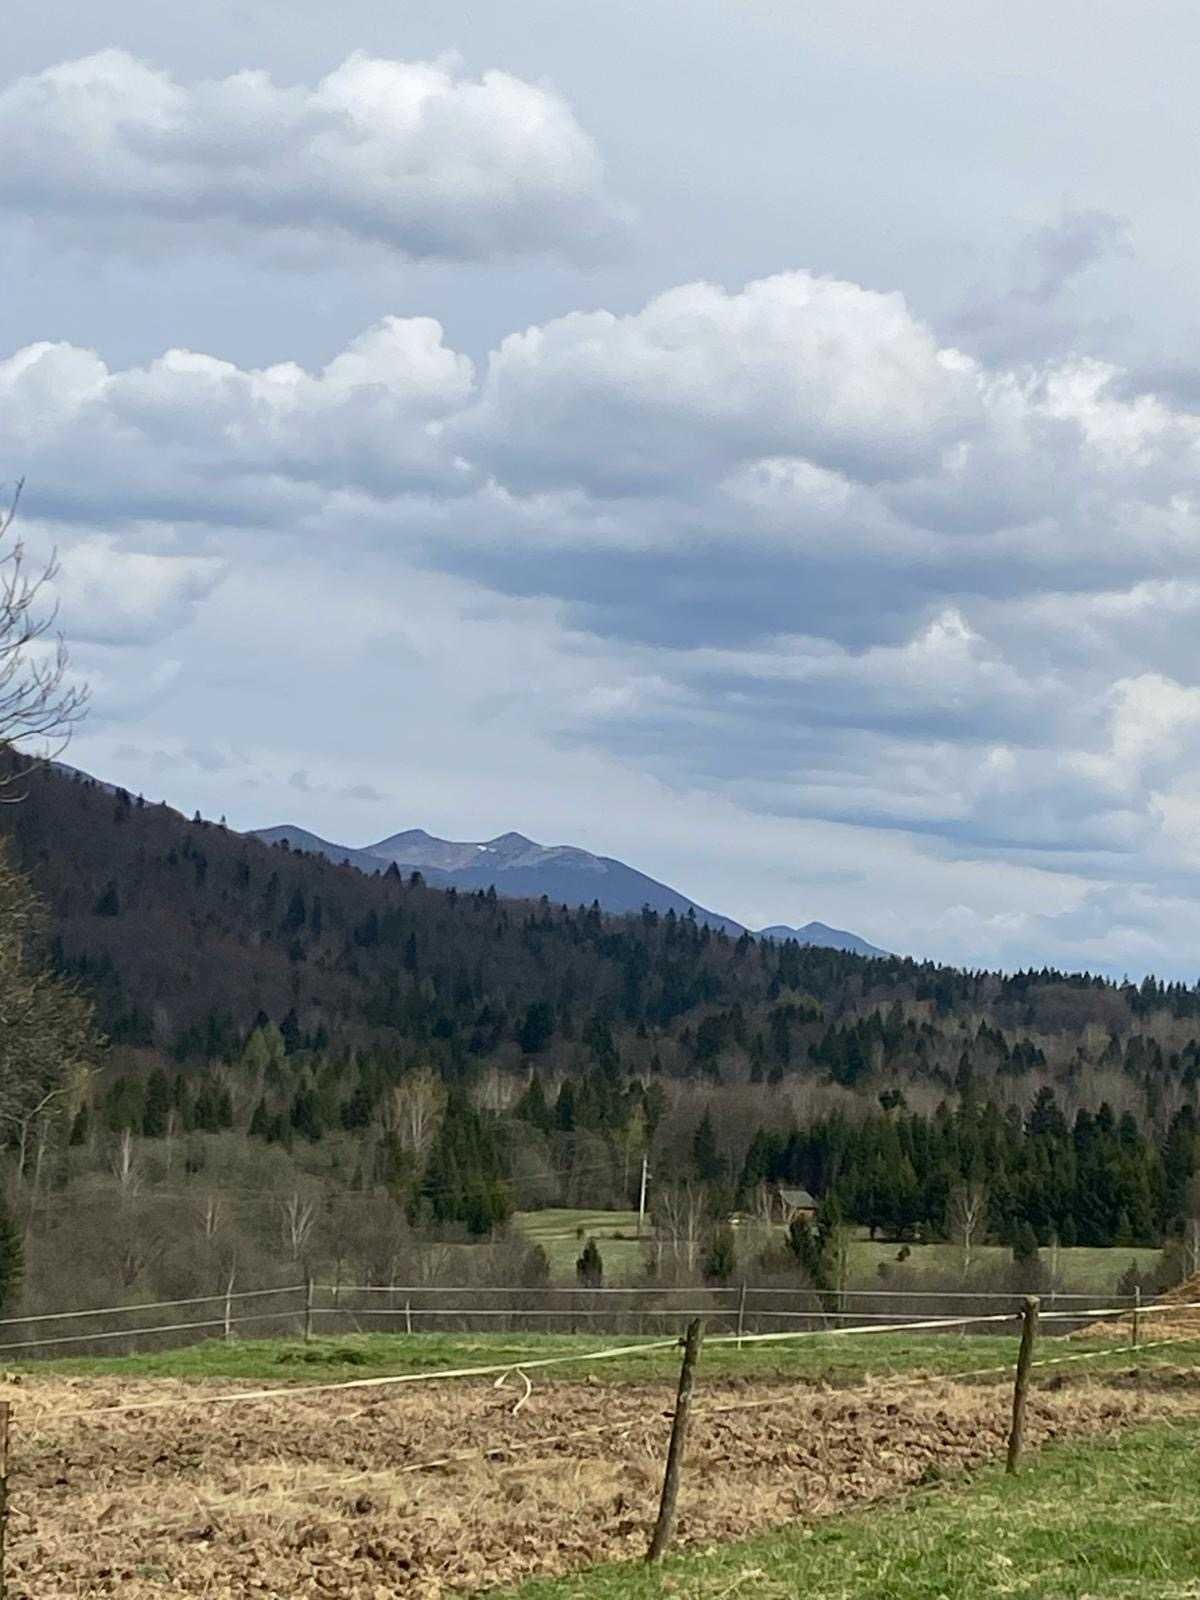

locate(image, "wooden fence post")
[[736, 1282, 747, 1348], [304, 1276, 315, 1343], [646, 1317, 704, 1564], [405, 1299, 413, 1336], [1132, 1285, 1141, 1348], [0, 1398, 11, 1600], [223, 1267, 235, 1343], [1006, 1296, 1039, 1475]]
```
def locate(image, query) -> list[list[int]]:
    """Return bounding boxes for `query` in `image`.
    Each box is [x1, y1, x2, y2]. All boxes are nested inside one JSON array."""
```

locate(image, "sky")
[[7, 1, 1200, 978]]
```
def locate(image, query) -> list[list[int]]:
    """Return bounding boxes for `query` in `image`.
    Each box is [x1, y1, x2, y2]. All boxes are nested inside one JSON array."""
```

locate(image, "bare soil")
[[1076, 1272, 1200, 1340], [7, 1363, 1199, 1598]]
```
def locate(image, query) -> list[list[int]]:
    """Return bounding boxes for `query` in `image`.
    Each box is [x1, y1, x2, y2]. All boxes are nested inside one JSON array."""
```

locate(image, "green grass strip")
[[506, 1421, 1200, 1600]]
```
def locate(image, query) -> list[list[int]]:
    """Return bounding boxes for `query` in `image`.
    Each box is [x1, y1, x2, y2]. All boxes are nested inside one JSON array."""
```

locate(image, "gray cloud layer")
[[11, 263, 1200, 978]]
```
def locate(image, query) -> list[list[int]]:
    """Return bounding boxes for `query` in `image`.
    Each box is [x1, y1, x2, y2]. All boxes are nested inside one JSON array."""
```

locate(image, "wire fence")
[[3, 1289, 1199, 1592], [0, 1278, 1149, 1358]]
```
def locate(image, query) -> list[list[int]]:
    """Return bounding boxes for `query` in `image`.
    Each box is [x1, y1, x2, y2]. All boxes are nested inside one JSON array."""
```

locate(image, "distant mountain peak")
[[247, 818, 887, 956], [757, 921, 888, 958]]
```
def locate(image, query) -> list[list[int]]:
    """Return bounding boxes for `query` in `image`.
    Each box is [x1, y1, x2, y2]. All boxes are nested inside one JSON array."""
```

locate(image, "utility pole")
[[637, 1152, 649, 1238]]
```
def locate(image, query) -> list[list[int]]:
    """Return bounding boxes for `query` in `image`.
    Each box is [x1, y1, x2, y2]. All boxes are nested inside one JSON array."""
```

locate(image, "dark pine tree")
[[576, 1236, 604, 1287]]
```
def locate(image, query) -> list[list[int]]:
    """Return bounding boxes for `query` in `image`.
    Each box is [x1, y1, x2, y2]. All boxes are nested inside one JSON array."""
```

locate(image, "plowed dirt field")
[[7, 1363, 1198, 1597]]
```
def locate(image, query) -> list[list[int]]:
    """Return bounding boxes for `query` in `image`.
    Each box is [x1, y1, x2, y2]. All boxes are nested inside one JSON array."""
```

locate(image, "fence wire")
[[13, 1298, 1200, 1560]]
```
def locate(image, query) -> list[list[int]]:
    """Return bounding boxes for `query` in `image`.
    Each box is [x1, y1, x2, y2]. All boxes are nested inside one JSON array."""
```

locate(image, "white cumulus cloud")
[[0, 50, 625, 261]]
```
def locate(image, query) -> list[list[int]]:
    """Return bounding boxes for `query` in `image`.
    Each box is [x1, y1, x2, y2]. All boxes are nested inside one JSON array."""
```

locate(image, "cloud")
[[462, 272, 980, 493], [0, 50, 625, 262], [948, 209, 1133, 363], [1002, 210, 1132, 309], [46, 533, 225, 645], [0, 318, 474, 525], [14, 262, 1200, 975]]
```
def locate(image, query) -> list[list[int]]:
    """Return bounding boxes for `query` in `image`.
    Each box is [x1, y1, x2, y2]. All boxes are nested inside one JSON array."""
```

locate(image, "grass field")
[[13, 1327, 1028, 1383], [19, 1324, 1174, 1385], [505, 1421, 1200, 1600], [852, 1239, 1161, 1294], [516, 1208, 646, 1278], [515, 1207, 1162, 1296]]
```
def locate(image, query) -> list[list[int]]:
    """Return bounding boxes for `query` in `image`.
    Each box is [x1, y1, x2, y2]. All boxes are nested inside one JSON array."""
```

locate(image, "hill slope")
[[0, 761, 853, 1066], [3, 758, 1198, 1093]]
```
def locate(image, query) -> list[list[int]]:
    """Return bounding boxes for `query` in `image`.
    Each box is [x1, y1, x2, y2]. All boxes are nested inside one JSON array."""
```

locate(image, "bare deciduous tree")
[[280, 1191, 317, 1261], [385, 1066, 445, 1159], [947, 1181, 989, 1279], [652, 1184, 709, 1276], [0, 479, 96, 1206], [1183, 1168, 1200, 1280], [0, 480, 88, 791], [0, 848, 96, 1189], [199, 1193, 222, 1241], [472, 1064, 518, 1116], [110, 1128, 141, 1201]]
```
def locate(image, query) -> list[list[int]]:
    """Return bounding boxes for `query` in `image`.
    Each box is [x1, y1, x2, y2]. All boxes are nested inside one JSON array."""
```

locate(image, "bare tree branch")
[[0, 478, 89, 796]]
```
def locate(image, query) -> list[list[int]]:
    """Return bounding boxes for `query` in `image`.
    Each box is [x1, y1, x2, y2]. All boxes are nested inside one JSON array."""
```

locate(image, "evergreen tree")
[[692, 1108, 725, 1184], [93, 880, 120, 917], [249, 1097, 271, 1139], [289, 1086, 325, 1142], [518, 1001, 555, 1055], [0, 1198, 22, 1314], [515, 1073, 552, 1131], [1012, 1220, 1040, 1262], [142, 1068, 172, 1138], [418, 1090, 512, 1235], [788, 1194, 849, 1298], [576, 1236, 604, 1287], [554, 1080, 577, 1132], [703, 1224, 737, 1283], [283, 888, 307, 932]]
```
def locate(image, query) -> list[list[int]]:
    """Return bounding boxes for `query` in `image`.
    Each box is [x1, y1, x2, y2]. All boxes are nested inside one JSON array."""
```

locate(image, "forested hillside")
[[11, 761, 1199, 1078], [6, 758, 1200, 1301]]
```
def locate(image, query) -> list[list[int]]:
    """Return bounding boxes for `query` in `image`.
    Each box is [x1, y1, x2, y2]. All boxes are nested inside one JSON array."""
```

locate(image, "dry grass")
[[7, 1361, 1200, 1597], [1075, 1271, 1200, 1341]]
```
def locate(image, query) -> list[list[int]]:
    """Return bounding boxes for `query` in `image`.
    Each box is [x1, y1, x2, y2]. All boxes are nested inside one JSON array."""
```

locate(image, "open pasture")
[[8, 1329, 1200, 1597], [512, 1209, 1164, 1296], [515, 1210, 645, 1280]]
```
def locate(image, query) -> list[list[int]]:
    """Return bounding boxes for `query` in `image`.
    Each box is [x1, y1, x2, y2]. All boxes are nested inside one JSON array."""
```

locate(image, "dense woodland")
[[6, 758, 1200, 1311]]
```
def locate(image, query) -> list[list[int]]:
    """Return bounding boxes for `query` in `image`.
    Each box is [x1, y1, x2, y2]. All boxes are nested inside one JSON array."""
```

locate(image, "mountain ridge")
[[250, 820, 888, 955], [757, 921, 887, 958]]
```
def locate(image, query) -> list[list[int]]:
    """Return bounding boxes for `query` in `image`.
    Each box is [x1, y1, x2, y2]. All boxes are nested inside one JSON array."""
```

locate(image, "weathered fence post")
[[1132, 1285, 1141, 1348], [304, 1276, 315, 1342], [223, 1267, 235, 1343], [646, 1317, 704, 1564], [405, 1298, 413, 1337], [1006, 1296, 1039, 1475], [0, 1398, 11, 1599], [736, 1282, 747, 1348]]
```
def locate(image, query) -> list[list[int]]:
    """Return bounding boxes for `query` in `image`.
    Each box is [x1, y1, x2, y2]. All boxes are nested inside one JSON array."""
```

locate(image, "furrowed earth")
[[8, 1358, 1200, 1598]]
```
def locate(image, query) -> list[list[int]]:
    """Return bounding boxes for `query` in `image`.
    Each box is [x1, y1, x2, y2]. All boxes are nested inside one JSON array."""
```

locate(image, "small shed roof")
[[777, 1185, 817, 1209]]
